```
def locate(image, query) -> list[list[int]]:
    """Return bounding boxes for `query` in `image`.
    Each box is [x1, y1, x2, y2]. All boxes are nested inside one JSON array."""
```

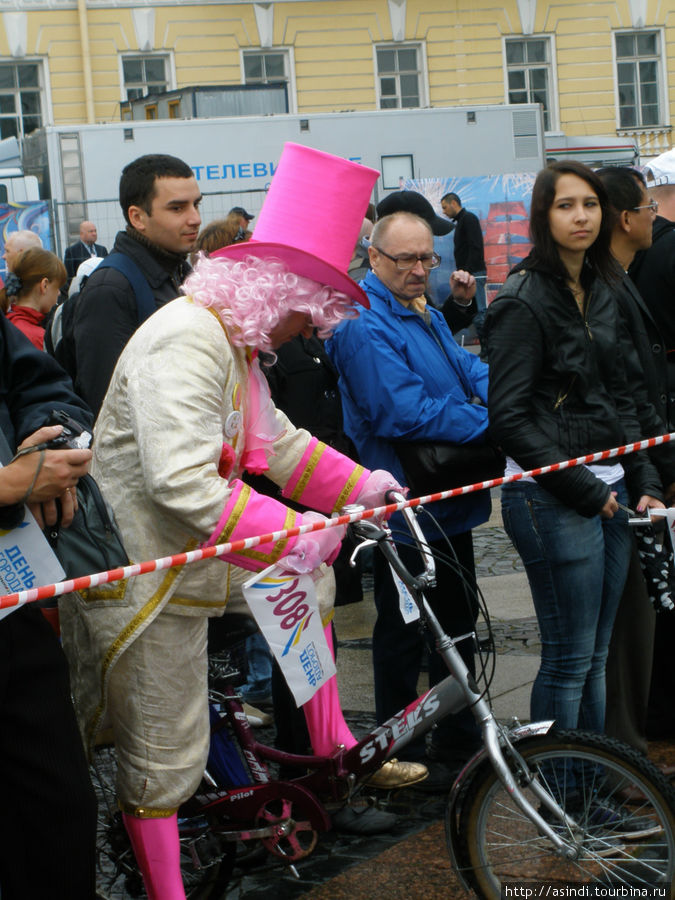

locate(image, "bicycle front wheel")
[[455, 729, 675, 899]]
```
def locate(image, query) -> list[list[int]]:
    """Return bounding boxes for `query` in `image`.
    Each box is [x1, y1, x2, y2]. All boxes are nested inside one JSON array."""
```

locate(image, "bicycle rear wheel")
[[453, 729, 675, 899], [91, 742, 233, 899]]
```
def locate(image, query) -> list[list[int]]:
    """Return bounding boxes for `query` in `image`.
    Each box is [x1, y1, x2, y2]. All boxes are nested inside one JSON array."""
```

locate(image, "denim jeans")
[[501, 479, 631, 734], [241, 631, 273, 703]]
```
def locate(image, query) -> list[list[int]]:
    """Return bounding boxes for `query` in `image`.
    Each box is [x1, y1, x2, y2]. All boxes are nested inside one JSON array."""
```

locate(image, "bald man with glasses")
[[327, 210, 493, 791]]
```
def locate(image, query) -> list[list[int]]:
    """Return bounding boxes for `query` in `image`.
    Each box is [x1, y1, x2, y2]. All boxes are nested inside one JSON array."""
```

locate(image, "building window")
[[122, 55, 169, 101], [243, 51, 289, 85], [505, 38, 553, 131], [615, 31, 661, 128], [376, 45, 423, 109], [0, 62, 44, 139]]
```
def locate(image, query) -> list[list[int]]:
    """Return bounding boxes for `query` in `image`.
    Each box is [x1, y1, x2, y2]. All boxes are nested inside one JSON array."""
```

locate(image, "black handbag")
[[395, 440, 505, 496], [0, 422, 128, 590], [45, 473, 129, 579], [392, 317, 504, 495]]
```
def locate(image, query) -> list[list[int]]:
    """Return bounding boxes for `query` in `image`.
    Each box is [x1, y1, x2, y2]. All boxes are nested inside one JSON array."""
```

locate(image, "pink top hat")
[[212, 143, 379, 307]]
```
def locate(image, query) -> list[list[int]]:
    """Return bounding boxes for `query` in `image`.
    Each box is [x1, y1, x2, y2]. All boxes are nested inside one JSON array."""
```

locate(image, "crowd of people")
[[2, 139, 675, 898]]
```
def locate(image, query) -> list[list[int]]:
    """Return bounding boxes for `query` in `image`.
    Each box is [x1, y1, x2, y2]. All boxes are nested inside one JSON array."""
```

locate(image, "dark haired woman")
[[484, 161, 663, 738], [3, 248, 67, 350]]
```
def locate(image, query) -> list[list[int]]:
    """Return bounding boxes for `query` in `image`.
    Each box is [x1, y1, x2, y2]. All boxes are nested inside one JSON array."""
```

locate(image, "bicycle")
[[92, 494, 675, 899]]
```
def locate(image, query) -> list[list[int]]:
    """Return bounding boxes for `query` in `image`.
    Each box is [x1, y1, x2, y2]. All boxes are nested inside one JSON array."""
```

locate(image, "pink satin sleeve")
[[282, 438, 370, 513], [204, 478, 301, 572]]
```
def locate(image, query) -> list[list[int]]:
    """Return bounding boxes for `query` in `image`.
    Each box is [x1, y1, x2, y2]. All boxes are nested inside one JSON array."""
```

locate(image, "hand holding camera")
[[9, 412, 93, 527]]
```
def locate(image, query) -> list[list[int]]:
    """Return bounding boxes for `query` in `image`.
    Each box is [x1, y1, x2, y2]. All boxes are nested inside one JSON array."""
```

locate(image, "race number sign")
[[242, 565, 336, 706]]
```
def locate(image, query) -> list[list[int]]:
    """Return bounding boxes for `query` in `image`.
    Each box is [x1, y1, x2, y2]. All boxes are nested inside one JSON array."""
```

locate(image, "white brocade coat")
[[60, 297, 328, 751]]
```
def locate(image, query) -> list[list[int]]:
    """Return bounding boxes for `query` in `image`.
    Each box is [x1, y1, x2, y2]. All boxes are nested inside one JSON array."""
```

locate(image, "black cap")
[[376, 191, 453, 236], [229, 206, 254, 221]]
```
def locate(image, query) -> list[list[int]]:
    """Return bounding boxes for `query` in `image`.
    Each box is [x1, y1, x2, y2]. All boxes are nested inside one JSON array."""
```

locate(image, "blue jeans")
[[241, 631, 273, 703], [501, 480, 631, 734]]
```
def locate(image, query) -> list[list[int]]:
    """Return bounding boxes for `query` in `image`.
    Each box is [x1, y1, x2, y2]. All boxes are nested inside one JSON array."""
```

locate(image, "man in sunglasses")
[[327, 210, 491, 791]]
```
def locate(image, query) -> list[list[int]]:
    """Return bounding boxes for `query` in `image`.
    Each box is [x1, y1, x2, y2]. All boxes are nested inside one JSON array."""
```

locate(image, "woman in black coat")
[[484, 161, 663, 739]]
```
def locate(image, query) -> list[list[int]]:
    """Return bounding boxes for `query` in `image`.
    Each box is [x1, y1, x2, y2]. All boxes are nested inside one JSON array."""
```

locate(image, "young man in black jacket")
[[598, 166, 675, 755], [73, 154, 202, 415], [0, 315, 96, 899], [627, 152, 675, 741]]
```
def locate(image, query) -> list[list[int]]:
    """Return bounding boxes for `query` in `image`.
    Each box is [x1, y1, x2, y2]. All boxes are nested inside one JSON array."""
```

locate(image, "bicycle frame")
[[192, 498, 574, 866], [94, 499, 675, 895]]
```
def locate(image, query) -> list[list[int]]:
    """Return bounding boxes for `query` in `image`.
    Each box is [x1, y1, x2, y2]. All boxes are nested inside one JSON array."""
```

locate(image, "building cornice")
[[0, 0, 332, 7]]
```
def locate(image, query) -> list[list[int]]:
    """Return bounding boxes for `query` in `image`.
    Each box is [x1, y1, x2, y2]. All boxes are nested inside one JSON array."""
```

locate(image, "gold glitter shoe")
[[366, 758, 428, 789]]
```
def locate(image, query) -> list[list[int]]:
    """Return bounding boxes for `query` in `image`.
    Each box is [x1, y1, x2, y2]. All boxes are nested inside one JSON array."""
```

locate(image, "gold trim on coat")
[[85, 541, 198, 750], [334, 465, 366, 512], [289, 441, 326, 502]]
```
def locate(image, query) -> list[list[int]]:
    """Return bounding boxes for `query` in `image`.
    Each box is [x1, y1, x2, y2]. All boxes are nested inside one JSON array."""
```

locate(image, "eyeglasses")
[[632, 199, 658, 213], [373, 247, 441, 271]]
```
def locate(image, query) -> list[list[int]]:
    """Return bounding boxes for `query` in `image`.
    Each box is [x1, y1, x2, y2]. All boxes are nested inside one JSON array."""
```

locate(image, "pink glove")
[[278, 511, 347, 575], [356, 469, 407, 520]]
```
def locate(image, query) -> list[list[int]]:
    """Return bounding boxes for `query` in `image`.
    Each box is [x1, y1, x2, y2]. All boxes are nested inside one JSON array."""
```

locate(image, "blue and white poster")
[[407, 173, 535, 307]]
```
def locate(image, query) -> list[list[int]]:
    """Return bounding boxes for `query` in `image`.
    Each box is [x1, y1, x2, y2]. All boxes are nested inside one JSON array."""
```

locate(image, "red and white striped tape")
[[1, 431, 672, 611]]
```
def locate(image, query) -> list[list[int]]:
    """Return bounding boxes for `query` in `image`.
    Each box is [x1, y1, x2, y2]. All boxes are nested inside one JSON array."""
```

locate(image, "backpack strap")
[[95, 252, 156, 324]]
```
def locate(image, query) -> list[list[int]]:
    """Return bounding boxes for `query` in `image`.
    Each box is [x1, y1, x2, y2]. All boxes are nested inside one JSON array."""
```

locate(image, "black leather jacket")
[[615, 271, 675, 491], [629, 216, 675, 405], [484, 259, 662, 516]]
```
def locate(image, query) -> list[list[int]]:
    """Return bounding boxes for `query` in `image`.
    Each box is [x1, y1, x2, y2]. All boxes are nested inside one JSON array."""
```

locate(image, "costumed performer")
[[60, 143, 425, 900]]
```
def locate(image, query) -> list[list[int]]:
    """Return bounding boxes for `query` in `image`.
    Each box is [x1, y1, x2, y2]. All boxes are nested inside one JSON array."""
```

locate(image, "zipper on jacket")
[[555, 287, 594, 410], [554, 374, 577, 411], [582, 289, 593, 341]]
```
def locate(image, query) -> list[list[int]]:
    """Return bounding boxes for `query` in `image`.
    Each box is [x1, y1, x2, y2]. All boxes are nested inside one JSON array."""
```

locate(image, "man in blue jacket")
[[327, 210, 491, 786]]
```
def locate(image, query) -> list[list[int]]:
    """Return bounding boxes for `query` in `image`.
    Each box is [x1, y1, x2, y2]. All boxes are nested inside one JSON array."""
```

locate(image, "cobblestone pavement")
[[355, 524, 540, 657], [474, 524, 524, 578]]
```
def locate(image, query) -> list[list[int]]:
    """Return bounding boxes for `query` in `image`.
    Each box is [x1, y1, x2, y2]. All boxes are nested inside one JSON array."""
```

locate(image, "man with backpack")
[[73, 154, 201, 415]]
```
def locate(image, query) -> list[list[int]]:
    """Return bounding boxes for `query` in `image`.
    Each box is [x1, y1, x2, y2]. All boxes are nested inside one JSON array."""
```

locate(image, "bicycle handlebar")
[[345, 491, 437, 592], [385, 490, 437, 586]]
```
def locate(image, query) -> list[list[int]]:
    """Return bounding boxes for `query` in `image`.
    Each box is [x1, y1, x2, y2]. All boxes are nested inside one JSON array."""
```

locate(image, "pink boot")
[[302, 623, 357, 755], [122, 812, 186, 900]]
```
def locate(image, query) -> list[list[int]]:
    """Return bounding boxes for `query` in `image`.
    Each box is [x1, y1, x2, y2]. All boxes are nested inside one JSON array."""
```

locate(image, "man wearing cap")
[[60, 144, 424, 900], [627, 149, 675, 743], [377, 191, 478, 333], [229, 205, 255, 228], [327, 210, 491, 788]]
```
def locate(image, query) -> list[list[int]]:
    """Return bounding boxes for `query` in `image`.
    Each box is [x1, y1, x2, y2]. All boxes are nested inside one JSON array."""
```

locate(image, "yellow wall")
[[1, 0, 673, 146]]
